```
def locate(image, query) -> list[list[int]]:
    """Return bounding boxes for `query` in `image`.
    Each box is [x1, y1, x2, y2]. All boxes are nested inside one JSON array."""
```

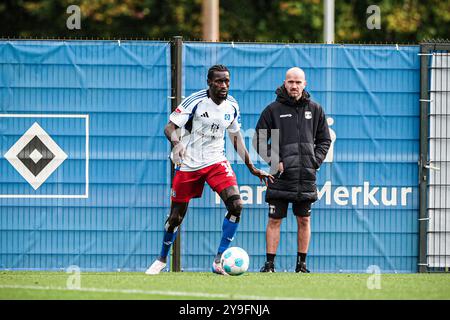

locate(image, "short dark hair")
[[207, 64, 230, 80]]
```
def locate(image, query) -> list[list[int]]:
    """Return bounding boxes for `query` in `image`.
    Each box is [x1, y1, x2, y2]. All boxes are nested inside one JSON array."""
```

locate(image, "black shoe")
[[295, 261, 310, 273], [260, 261, 275, 273]]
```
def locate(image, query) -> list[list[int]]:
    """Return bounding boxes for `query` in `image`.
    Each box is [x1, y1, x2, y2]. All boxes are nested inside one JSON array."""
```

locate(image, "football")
[[220, 247, 250, 276]]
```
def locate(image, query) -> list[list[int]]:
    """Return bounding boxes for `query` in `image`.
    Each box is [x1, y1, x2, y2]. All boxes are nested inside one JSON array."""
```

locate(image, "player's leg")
[[293, 201, 312, 273], [159, 201, 189, 263], [146, 169, 205, 275], [145, 201, 189, 275], [260, 199, 288, 272], [217, 185, 243, 255], [205, 161, 240, 274], [211, 185, 242, 274]]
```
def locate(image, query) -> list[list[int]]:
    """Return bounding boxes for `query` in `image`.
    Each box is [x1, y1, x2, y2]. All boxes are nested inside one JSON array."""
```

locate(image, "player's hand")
[[172, 142, 186, 167], [250, 167, 274, 186], [278, 162, 284, 175]]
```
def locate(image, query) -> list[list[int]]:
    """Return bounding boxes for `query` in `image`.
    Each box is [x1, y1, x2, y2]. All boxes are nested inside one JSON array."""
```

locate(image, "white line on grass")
[[0, 284, 312, 300]]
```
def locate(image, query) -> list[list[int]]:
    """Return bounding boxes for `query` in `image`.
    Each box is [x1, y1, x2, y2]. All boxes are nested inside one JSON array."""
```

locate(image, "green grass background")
[[1, 271, 449, 300]]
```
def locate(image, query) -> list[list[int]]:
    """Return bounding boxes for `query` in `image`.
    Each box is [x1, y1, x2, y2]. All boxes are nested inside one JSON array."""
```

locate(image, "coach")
[[253, 67, 331, 273]]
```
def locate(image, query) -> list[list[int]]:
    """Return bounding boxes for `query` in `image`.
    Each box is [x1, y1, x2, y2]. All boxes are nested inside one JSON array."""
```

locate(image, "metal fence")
[[419, 41, 450, 272], [1, 38, 446, 273]]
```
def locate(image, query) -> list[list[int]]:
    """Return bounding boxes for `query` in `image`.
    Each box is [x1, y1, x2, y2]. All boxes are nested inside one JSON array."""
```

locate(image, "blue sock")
[[160, 229, 178, 259], [217, 217, 239, 256]]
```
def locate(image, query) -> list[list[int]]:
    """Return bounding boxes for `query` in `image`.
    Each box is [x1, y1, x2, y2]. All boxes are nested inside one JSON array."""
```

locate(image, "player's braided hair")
[[207, 64, 230, 80]]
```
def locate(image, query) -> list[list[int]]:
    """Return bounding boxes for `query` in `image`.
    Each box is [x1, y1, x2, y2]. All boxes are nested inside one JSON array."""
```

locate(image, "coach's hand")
[[171, 142, 186, 167], [250, 167, 274, 186]]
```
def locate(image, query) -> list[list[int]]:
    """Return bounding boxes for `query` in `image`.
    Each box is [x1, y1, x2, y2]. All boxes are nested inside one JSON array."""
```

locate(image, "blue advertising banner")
[[0, 41, 420, 273], [0, 40, 171, 271], [181, 43, 420, 273]]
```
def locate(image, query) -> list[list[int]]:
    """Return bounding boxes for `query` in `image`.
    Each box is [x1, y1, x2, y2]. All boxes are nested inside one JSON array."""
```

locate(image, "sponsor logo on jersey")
[[211, 123, 220, 133], [305, 111, 312, 119], [280, 114, 292, 118]]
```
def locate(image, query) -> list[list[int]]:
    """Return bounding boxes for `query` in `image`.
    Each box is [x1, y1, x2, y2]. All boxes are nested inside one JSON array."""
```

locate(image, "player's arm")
[[227, 101, 273, 184], [228, 130, 274, 185], [164, 121, 185, 165], [252, 108, 272, 164], [164, 121, 181, 146], [166, 91, 205, 165]]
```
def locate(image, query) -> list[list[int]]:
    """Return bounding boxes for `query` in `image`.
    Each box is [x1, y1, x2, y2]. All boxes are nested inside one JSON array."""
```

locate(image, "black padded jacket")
[[253, 85, 331, 202]]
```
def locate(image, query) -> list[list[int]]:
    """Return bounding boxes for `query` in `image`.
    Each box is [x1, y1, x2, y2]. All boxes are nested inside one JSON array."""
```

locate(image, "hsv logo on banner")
[[0, 114, 89, 198], [4, 122, 68, 190]]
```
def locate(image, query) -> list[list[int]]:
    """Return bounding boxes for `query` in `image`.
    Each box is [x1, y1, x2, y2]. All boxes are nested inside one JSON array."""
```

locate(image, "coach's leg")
[[261, 200, 287, 272], [295, 215, 311, 273], [266, 217, 282, 257], [295, 201, 312, 256], [293, 201, 311, 272], [158, 201, 189, 263], [216, 185, 243, 258], [296, 215, 311, 255]]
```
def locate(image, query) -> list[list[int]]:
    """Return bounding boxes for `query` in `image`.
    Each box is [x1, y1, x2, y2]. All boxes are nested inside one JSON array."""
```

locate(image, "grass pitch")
[[0, 271, 449, 300]]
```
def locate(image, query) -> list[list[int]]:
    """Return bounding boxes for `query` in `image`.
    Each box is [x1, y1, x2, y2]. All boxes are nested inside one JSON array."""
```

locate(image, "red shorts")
[[171, 161, 238, 203]]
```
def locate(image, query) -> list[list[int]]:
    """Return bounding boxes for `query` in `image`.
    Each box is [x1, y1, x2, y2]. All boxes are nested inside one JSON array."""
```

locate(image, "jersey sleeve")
[[169, 90, 207, 127], [227, 100, 241, 133]]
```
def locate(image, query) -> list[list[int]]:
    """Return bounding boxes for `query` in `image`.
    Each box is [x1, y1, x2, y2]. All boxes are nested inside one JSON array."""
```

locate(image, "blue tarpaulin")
[[0, 41, 420, 272]]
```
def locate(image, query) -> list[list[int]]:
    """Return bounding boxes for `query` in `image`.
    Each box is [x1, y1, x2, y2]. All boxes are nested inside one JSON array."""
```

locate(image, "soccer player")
[[145, 65, 273, 275]]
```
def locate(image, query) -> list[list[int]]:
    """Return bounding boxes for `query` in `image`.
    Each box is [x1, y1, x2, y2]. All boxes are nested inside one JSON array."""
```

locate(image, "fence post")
[[418, 43, 430, 273], [171, 36, 183, 272]]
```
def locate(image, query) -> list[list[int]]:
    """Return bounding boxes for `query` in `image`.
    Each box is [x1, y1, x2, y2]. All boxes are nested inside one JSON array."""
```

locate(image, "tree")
[[0, 0, 448, 42], [336, 0, 450, 43], [0, 0, 203, 39]]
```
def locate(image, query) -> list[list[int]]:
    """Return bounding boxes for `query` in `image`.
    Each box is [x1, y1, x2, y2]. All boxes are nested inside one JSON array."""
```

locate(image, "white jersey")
[[169, 89, 241, 171]]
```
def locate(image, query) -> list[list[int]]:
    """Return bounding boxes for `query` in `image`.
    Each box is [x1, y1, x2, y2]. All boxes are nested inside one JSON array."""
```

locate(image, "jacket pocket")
[[312, 155, 320, 169]]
